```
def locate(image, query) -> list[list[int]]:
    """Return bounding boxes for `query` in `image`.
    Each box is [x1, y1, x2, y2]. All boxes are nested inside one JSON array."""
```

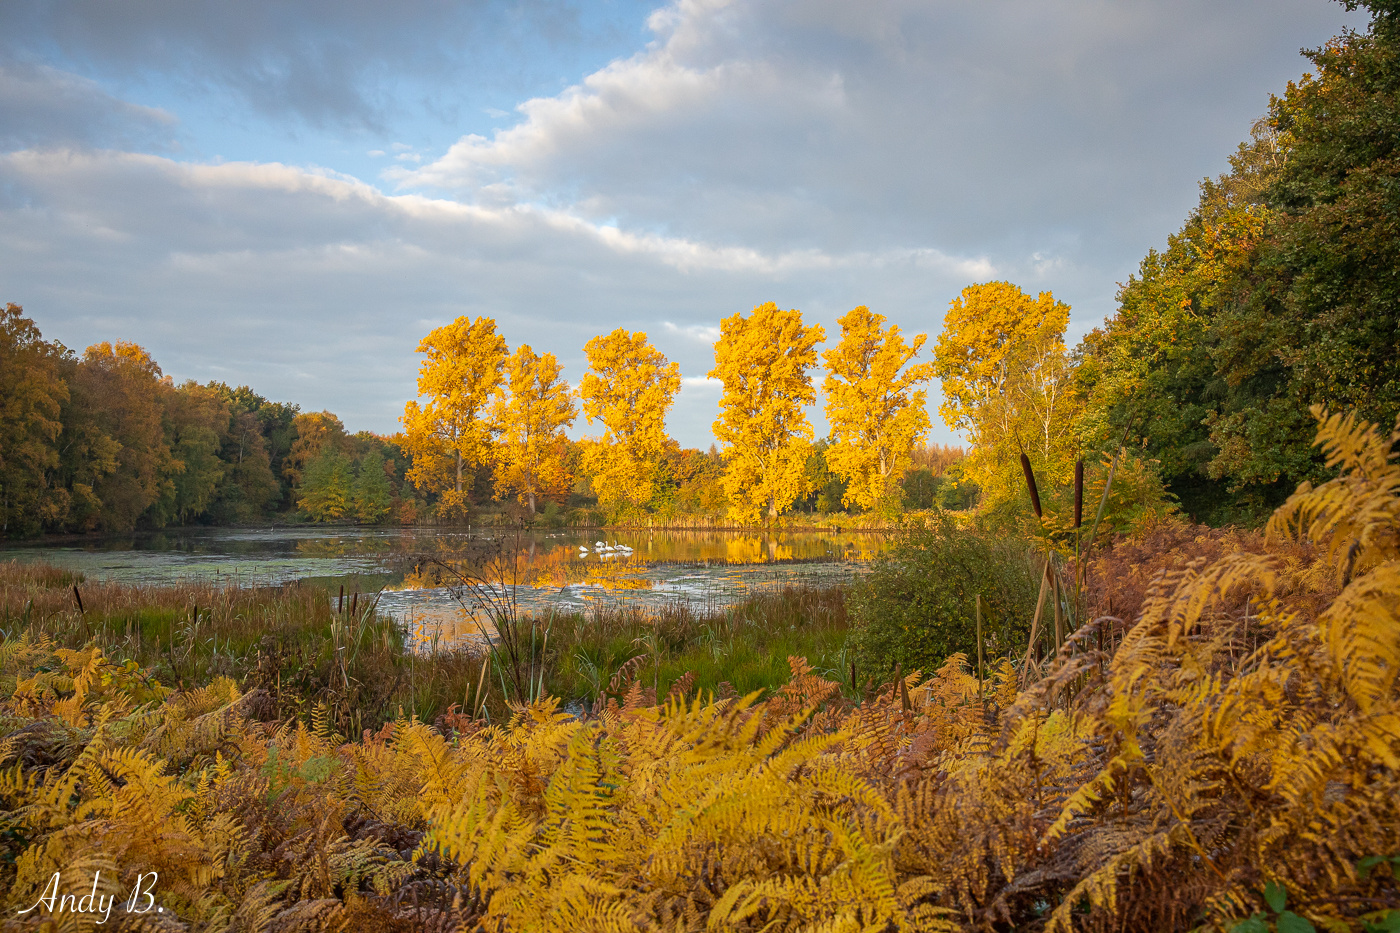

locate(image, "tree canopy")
[[711, 303, 825, 523]]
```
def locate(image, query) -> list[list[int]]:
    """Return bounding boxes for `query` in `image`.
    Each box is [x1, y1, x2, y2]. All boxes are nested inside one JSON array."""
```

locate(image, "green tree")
[[208, 383, 297, 513], [1079, 1, 1400, 522], [150, 382, 229, 526], [298, 447, 353, 522], [798, 441, 847, 514], [352, 449, 394, 524], [207, 406, 280, 523]]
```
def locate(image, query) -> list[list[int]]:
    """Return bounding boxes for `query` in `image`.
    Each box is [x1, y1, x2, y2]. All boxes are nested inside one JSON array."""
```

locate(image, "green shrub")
[[847, 514, 1038, 678]]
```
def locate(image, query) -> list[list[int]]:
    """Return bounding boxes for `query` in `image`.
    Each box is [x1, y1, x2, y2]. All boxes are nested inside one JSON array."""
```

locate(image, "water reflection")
[[1, 526, 885, 638]]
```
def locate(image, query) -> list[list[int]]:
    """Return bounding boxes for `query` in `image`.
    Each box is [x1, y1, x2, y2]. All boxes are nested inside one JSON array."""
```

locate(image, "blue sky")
[[0, 0, 1368, 446]]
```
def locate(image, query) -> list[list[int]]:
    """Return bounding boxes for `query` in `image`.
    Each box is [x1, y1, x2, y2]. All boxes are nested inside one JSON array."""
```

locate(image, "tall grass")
[[541, 585, 849, 706], [0, 560, 483, 734], [1, 559, 851, 729]]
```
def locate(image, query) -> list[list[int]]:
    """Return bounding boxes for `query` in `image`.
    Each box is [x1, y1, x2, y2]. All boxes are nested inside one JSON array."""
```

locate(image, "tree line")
[[6, 0, 1393, 537], [1073, 0, 1400, 525], [0, 303, 966, 537], [0, 310, 422, 537], [926, 0, 1400, 531], [396, 303, 957, 526]]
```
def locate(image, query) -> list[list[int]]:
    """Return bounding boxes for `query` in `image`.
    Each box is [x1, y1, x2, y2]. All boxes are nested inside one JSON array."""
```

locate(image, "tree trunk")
[[455, 450, 462, 492]]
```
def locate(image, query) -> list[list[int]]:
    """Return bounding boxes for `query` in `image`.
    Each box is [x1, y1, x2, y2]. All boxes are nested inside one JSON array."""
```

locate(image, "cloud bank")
[[0, 0, 1368, 446]]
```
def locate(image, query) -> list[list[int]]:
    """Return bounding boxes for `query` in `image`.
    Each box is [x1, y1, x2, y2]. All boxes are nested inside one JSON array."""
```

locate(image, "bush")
[[847, 514, 1039, 677]]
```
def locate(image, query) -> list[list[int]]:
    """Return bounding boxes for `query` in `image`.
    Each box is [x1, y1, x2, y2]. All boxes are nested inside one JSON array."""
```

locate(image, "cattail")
[[1020, 453, 1043, 519], [338, 585, 344, 615], [72, 585, 84, 614], [1074, 459, 1085, 529]]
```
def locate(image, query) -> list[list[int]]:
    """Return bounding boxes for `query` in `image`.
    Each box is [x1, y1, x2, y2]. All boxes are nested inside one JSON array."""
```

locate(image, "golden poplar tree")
[[578, 329, 680, 512], [932, 282, 1077, 504], [710, 303, 824, 523], [491, 345, 576, 515], [822, 306, 936, 511], [399, 316, 507, 518]]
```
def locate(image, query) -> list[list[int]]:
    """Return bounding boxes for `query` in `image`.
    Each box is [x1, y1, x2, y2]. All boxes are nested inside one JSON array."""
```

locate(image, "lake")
[[1, 526, 888, 648]]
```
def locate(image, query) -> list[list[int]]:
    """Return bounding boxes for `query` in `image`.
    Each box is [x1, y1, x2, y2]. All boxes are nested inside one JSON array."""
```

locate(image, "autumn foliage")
[[3, 409, 1398, 931], [490, 345, 577, 515], [578, 328, 682, 515], [710, 303, 825, 523], [400, 316, 508, 519], [823, 306, 937, 512]]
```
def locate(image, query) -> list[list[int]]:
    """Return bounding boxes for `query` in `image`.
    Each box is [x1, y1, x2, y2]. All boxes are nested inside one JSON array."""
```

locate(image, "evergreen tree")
[[352, 449, 393, 524]]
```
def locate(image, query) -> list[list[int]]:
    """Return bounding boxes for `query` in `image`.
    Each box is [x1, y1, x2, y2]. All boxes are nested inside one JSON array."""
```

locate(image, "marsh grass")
[[1, 559, 851, 730], [540, 584, 850, 706], [0, 559, 484, 734]]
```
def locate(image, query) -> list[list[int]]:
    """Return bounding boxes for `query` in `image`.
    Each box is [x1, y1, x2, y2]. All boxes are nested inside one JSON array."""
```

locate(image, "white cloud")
[[0, 147, 984, 444], [666, 321, 721, 343], [0, 0, 1369, 449], [399, 0, 1360, 322]]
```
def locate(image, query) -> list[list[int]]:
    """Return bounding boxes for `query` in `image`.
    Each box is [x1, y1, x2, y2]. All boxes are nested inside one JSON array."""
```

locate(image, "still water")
[[2, 526, 887, 646]]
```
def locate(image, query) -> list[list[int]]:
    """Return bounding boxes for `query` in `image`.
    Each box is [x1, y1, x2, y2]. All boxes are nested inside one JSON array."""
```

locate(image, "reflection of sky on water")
[[2, 526, 880, 642]]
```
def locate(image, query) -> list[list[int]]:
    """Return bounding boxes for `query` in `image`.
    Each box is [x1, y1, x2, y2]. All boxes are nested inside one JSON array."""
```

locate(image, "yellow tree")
[[710, 303, 825, 523], [578, 329, 680, 512], [932, 282, 1077, 504], [822, 306, 936, 511], [490, 345, 576, 515], [399, 316, 507, 517]]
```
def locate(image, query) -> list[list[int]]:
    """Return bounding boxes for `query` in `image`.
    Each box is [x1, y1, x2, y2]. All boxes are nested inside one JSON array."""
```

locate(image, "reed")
[[0, 559, 483, 733], [1, 559, 851, 729], [539, 584, 849, 706]]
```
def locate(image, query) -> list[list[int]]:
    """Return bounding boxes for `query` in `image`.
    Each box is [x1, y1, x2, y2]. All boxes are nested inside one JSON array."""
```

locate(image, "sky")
[[0, 0, 1369, 447]]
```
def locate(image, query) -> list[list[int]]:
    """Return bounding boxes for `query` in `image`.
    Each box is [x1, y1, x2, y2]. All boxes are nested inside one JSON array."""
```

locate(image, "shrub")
[[847, 513, 1039, 677]]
